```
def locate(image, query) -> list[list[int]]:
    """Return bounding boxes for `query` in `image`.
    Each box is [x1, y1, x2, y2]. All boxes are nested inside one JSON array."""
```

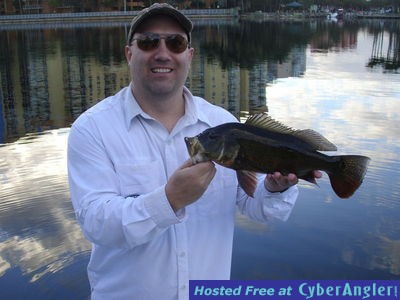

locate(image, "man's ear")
[[187, 47, 194, 62], [125, 45, 133, 64]]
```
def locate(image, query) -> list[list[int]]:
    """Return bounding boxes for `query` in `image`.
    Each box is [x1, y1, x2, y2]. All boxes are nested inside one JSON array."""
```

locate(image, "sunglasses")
[[131, 33, 190, 54]]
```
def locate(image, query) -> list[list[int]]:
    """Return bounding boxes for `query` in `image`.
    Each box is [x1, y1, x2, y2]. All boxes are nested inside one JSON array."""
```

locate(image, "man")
[[68, 3, 318, 300]]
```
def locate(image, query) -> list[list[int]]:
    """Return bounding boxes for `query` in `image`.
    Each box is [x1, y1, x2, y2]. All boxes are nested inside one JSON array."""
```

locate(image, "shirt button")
[[180, 252, 186, 257], [181, 285, 186, 290]]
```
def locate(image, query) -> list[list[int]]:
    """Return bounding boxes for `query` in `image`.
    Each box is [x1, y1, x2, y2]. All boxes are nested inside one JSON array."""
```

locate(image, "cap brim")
[[128, 5, 193, 44]]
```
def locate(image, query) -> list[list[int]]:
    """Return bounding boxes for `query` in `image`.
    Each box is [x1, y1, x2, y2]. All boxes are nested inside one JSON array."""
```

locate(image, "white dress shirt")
[[67, 85, 299, 300]]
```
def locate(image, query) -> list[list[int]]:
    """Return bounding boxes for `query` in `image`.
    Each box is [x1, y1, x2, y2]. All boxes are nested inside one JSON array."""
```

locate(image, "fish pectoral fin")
[[237, 170, 258, 198]]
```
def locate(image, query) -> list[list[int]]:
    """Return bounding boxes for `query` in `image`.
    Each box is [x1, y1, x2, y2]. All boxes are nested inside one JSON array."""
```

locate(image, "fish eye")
[[208, 132, 218, 140]]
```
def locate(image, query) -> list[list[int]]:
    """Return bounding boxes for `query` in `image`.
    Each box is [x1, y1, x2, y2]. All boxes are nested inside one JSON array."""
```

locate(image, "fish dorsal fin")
[[245, 113, 337, 151], [294, 129, 337, 151], [245, 113, 294, 134]]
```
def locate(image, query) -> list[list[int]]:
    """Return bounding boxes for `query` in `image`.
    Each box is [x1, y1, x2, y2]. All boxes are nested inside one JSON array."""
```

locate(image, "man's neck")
[[131, 86, 185, 133]]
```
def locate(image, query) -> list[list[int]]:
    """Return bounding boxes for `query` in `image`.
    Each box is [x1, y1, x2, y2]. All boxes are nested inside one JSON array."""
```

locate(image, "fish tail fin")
[[328, 155, 370, 198]]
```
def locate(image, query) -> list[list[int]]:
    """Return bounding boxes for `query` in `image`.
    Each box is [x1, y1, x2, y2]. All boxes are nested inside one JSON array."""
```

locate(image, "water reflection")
[[2, 19, 399, 143], [367, 20, 400, 70], [0, 130, 91, 298], [0, 26, 130, 144], [266, 47, 400, 215], [0, 19, 399, 298]]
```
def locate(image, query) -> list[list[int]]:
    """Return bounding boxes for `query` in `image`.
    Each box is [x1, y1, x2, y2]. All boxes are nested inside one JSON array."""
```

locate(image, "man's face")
[[125, 16, 194, 99]]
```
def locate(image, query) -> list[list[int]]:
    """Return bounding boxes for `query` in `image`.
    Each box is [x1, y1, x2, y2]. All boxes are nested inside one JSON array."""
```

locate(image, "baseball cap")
[[127, 3, 193, 45]]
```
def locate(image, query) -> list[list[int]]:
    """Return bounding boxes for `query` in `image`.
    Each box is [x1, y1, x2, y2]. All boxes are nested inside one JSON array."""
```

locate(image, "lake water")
[[0, 18, 399, 299]]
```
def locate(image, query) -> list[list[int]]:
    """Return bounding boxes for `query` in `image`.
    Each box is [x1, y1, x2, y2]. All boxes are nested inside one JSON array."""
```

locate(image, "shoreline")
[[0, 10, 399, 25], [0, 9, 238, 24], [241, 11, 400, 20]]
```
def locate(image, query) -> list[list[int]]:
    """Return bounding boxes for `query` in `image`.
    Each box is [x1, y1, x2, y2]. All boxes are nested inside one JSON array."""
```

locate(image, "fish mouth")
[[184, 136, 209, 164]]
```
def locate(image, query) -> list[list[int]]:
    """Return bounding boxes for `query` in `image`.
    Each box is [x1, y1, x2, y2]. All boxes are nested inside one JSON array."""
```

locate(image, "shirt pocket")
[[191, 168, 238, 217], [114, 159, 165, 197]]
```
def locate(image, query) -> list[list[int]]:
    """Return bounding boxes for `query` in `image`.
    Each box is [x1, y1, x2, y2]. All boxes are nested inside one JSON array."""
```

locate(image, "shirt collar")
[[182, 86, 212, 127], [123, 85, 142, 130], [123, 85, 212, 131]]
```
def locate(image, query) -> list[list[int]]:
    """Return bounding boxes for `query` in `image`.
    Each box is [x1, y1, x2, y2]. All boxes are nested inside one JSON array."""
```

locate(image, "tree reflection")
[[1, 20, 399, 143], [367, 20, 400, 71], [196, 21, 314, 69]]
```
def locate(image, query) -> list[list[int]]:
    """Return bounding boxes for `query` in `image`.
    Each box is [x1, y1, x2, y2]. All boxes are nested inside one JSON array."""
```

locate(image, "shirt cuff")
[[143, 185, 186, 228], [255, 182, 299, 221]]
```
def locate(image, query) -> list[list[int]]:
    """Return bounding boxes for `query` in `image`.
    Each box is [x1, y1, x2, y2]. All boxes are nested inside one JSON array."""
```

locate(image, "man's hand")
[[166, 160, 216, 212], [264, 171, 322, 193]]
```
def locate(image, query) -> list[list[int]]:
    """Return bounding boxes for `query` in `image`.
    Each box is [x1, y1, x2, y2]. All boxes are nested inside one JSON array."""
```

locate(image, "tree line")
[[142, 1, 398, 11]]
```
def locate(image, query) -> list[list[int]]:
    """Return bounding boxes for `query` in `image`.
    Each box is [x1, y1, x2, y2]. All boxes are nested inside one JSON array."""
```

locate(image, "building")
[[0, 1, 221, 14], [0, 0, 17, 14]]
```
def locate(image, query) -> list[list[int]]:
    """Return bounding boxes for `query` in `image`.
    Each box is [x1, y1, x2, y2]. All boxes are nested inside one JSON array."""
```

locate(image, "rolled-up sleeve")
[[67, 119, 182, 249]]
